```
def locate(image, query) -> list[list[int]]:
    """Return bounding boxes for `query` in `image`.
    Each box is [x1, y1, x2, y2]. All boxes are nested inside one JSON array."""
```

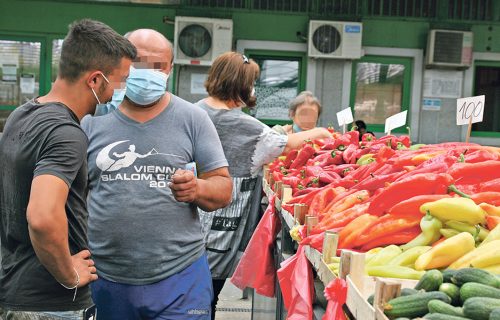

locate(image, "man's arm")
[[169, 167, 232, 212], [27, 175, 97, 288]]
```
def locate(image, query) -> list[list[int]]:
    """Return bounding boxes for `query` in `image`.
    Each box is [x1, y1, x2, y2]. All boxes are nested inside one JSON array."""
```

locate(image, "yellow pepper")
[[388, 246, 431, 267], [366, 245, 402, 267], [420, 198, 487, 225], [411, 151, 444, 165], [481, 264, 500, 274], [366, 265, 425, 280], [471, 248, 500, 268], [480, 224, 500, 247], [444, 220, 489, 241], [448, 239, 500, 269], [414, 232, 475, 270]]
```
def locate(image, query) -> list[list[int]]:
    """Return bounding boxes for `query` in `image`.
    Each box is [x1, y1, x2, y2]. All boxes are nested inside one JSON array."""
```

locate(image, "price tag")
[[456, 95, 485, 126], [384, 110, 408, 133], [336, 107, 354, 127]]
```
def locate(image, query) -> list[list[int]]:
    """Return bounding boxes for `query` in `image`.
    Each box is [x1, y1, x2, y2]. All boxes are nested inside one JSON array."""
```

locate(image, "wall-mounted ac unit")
[[174, 16, 233, 66], [308, 20, 362, 59], [426, 30, 473, 69]]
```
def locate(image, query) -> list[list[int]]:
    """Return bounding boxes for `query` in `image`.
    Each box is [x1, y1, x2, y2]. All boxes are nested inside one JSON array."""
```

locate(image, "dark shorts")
[[91, 254, 213, 320]]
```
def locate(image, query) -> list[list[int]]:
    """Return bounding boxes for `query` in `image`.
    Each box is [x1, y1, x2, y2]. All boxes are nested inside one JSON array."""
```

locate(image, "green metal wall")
[[2, 0, 500, 52]]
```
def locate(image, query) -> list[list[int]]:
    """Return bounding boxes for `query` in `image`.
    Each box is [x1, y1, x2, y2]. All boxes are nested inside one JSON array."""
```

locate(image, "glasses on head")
[[242, 54, 249, 64]]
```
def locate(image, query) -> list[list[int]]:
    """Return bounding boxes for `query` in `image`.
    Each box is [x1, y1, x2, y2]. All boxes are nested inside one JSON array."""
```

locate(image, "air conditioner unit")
[[426, 30, 473, 69], [174, 16, 233, 66], [308, 20, 362, 59]]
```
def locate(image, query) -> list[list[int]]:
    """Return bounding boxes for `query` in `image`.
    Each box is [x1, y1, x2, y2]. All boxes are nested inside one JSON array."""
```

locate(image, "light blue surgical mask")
[[292, 123, 303, 133], [94, 88, 126, 116], [125, 66, 168, 106]]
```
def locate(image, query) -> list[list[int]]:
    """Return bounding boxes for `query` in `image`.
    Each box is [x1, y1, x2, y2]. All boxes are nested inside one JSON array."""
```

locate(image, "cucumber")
[[416, 269, 444, 291], [490, 308, 500, 320], [442, 269, 458, 283], [384, 291, 451, 319], [401, 288, 420, 296], [452, 268, 500, 288], [463, 297, 500, 320], [424, 314, 472, 320], [428, 299, 464, 317], [439, 283, 461, 306], [460, 282, 500, 302]]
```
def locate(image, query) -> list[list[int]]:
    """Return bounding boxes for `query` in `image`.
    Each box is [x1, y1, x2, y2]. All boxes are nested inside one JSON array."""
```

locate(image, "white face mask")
[[251, 87, 256, 96]]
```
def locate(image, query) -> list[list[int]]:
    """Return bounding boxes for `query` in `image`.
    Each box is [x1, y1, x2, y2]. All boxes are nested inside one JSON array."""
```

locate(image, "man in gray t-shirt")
[[82, 29, 232, 320]]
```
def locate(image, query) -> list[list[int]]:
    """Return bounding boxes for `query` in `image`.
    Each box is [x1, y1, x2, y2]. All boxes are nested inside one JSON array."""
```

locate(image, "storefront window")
[[252, 57, 300, 122], [0, 39, 41, 131], [472, 65, 500, 133], [349, 55, 412, 133], [353, 62, 405, 125], [52, 39, 64, 84]]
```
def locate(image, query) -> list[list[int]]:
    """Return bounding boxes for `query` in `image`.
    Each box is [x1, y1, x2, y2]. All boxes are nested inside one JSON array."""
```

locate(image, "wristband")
[[58, 267, 79, 301]]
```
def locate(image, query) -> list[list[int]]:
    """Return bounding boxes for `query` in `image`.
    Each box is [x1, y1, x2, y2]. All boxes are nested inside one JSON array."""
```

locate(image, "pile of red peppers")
[[269, 130, 500, 252]]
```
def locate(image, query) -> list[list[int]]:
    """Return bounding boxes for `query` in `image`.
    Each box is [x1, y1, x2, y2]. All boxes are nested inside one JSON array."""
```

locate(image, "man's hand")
[[169, 169, 197, 203], [71, 250, 98, 288]]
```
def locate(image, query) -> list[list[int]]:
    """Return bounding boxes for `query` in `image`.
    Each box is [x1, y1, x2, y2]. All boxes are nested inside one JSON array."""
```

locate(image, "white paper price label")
[[336, 107, 354, 127], [456, 95, 485, 126], [384, 110, 408, 133]]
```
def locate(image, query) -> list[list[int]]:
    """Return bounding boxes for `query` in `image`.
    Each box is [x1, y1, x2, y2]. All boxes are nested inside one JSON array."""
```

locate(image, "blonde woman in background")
[[273, 90, 322, 135]]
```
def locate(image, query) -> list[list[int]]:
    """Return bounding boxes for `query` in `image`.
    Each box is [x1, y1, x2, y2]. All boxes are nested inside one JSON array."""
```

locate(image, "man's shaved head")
[[126, 29, 173, 71]]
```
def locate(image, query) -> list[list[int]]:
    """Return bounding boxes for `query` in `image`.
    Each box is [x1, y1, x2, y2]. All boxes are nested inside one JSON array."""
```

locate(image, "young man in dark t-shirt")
[[0, 19, 136, 318]]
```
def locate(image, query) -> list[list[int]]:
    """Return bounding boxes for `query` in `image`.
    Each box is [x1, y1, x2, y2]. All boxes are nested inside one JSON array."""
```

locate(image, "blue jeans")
[[91, 254, 213, 320], [0, 308, 84, 319]]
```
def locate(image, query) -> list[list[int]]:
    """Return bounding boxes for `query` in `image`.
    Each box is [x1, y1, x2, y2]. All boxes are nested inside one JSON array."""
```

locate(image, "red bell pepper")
[[470, 192, 500, 206], [312, 202, 370, 234], [464, 150, 499, 163], [319, 150, 344, 167], [325, 189, 370, 216], [448, 160, 500, 185], [308, 187, 341, 217], [318, 171, 341, 184], [281, 175, 301, 190], [352, 171, 405, 192], [342, 144, 359, 164], [387, 194, 451, 217], [283, 149, 299, 169], [352, 213, 421, 248], [359, 227, 421, 251], [480, 178, 500, 192], [289, 144, 316, 169], [487, 216, 500, 230], [338, 214, 378, 249], [368, 173, 454, 216], [322, 164, 359, 176], [292, 187, 322, 197]]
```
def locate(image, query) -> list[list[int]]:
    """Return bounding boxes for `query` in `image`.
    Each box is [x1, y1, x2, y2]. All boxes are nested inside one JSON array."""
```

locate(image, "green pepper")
[[409, 143, 426, 150], [444, 220, 490, 241], [400, 212, 442, 251], [356, 153, 375, 165], [366, 245, 402, 267]]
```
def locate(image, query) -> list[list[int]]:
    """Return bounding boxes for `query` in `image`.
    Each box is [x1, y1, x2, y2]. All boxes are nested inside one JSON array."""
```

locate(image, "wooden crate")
[[341, 251, 418, 320]]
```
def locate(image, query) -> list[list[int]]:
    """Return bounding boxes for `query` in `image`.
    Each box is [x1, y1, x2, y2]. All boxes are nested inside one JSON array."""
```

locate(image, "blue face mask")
[[94, 88, 126, 116], [125, 67, 168, 106], [292, 123, 303, 133]]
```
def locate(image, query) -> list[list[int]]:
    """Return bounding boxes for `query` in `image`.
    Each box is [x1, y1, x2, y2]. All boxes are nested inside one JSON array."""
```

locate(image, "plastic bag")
[[277, 245, 314, 320], [231, 195, 281, 297], [300, 232, 325, 252], [323, 278, 348, 320]]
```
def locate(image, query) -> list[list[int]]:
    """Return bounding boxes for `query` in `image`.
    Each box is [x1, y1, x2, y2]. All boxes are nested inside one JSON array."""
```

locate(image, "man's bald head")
[[125, 29, 173, 73]]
